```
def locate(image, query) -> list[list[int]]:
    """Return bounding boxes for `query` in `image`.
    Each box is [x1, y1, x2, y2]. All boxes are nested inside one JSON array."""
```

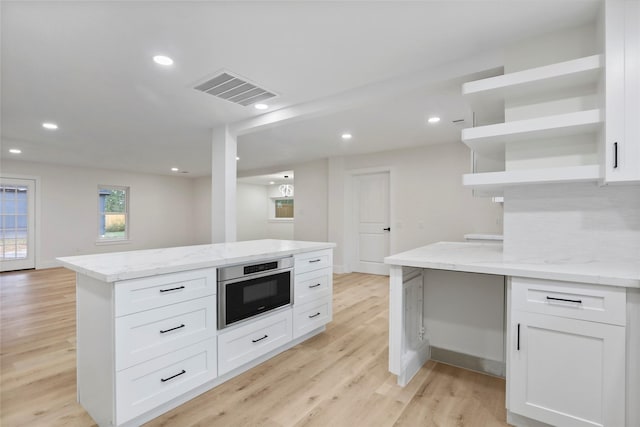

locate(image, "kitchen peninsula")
[[386, 241, 640, 427], [58, 239, 335, 427]]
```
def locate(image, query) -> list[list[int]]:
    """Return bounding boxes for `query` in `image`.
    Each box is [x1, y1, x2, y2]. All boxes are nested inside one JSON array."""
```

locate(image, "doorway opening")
[[1, 177, 36, 271]]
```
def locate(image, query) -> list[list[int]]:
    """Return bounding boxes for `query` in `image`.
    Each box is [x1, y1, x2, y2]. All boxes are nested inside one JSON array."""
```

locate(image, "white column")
[[211, 125, 237, 243]]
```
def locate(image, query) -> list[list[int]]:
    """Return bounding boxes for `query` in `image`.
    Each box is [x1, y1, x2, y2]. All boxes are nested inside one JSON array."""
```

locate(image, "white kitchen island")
[[58, 239, 335, 427], [386, 242, 640, 427]]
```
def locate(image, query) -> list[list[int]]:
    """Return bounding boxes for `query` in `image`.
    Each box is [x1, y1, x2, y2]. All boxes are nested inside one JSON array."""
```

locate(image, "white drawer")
[[511, 277, 626, 326], [217, 309, 292, 375], [115, 338, 217, 424], [115, 296, 216, 370], [294, 267, 332, 305], [115, 268, 216, 316], [293, 297, 332, 339], [294, 250, 332, 274]]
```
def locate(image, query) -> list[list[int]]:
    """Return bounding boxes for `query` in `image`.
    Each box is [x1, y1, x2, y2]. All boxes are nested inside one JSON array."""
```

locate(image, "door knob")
[[383, 227, 391, 231]]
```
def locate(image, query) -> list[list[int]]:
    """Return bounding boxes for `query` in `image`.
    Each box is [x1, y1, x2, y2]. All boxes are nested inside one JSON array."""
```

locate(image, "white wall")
[[195, 180, 294, 242], [326, 143, 503, 272], [504, 24, 599, 173], [236, 183, 268, 241], [503, 24, 597, 73], [192, 176, 212, 244], [1, 159, 200, 268], [293, 159, 329, 242]]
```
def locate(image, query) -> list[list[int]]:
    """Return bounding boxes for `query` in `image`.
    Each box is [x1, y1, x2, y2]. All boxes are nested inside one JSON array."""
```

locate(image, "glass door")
[[0, 178, 36, 271]]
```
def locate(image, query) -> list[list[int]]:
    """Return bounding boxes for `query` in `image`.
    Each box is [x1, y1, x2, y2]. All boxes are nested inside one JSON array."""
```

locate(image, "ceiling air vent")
[[194, 72, 277, 106]]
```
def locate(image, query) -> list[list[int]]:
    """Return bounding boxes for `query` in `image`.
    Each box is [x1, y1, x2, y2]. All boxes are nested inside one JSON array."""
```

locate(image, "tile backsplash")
[[503, 183, 640, 262]]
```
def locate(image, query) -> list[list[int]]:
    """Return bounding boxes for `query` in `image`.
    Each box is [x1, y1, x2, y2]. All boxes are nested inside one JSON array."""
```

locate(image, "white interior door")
[[353, 172, 390, 275], [1, 178, 36, 271]]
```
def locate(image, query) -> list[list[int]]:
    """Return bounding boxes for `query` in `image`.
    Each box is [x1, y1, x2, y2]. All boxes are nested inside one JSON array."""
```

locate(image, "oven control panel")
[[244, 261, 278, 275]]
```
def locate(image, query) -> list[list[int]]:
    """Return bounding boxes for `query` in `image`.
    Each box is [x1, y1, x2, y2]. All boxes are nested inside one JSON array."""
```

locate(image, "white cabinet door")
[[294, 249, 333, 274], [292, 297, 332, 339], [294, 267, 332, 305], [115, 296, 217, 370], [217, 309, 293, 375], [115, 338, 217, 425], [509, 311, 625, 427], [604, 0, 640, 183]]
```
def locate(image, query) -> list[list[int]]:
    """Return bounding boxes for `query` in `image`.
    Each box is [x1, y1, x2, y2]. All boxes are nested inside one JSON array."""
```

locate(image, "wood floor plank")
[[1, 268, 508, 427]]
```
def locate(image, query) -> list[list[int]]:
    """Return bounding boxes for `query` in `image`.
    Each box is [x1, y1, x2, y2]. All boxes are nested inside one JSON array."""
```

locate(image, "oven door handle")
[[218, 267, 294, 286]]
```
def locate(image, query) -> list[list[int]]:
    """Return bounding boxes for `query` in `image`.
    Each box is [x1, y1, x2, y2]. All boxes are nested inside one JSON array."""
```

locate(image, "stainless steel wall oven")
[[217, 257, 293, 329]]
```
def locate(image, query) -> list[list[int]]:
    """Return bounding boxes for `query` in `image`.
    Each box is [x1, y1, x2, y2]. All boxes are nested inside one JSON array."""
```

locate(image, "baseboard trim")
[[36, 260, 62, 270], [430, 346, 505, 378]]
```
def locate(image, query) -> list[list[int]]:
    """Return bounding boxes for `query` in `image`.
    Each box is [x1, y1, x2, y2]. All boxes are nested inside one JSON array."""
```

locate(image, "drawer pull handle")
[[309, 259, 321, 263], [309, 312, 321, 319], [159, 285, 185, 293], [546, 296, 582, 304], [252, 334, 268, 343], [309, 283, 321, 289], [160, 324, 185, 334], [161, 369, 186, 383]]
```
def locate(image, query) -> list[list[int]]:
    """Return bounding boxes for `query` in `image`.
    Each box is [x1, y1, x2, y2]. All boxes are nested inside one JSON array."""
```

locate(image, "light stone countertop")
[[384, 241, 640, 288], [57, 239, 336, 283]]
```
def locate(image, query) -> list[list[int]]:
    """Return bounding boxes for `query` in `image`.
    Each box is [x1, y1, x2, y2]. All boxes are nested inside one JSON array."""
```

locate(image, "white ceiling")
[[237, 171, 294, 186], [1, 1, 600, 177]]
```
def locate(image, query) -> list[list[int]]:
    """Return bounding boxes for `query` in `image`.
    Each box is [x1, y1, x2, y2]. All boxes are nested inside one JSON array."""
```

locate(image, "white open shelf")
[[462, 164, 601, 191], [461, 109, 603, 155], [463, 54, 603, 112]]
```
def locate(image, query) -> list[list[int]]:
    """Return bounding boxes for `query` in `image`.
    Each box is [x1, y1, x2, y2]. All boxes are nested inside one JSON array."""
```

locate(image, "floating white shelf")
[[463, 54, 603, 112], [462, 164, 601, 191], [461, 109, 603, 155]]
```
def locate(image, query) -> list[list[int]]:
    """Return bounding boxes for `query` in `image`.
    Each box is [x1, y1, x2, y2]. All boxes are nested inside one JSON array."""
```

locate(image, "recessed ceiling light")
[[269, 181, 275, 185], [427, 116, 441, 124], [171, 167, 179, 172], [236, 156, 240, 161], [9, 149, 22, 154], [341, 133, 352, 140], [153, 55, 174, 66], [42, 122, 58, 130], [254, 103, 269, 110]]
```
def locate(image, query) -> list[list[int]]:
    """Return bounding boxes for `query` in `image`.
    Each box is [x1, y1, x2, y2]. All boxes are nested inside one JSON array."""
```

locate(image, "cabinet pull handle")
[[159, 285, 185, 293], [546, 296, 582, 304], [517, 324, 520, 351], [160, 324, 185, 334], [614, 142, 618, 169], [252, 334, 268, 343], [309, 283, 321, 288], [383, 227, 391, 231], [161, 369, 186, 383], [309, 259, 321, 263], [309, 312, 321, 319]]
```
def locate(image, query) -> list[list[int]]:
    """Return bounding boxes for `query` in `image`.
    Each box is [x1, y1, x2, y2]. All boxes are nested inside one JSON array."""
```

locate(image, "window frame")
[[96, 185, 130, 244], [270, 197, 294, 222]]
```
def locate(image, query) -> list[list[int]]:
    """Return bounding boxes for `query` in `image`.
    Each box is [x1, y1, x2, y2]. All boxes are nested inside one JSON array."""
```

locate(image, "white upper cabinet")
[[604, 0, 640, 183]]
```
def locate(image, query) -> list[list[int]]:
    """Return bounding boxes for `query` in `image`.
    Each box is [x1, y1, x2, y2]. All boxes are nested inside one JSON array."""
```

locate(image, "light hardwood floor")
[[0, 268, 508, 427]]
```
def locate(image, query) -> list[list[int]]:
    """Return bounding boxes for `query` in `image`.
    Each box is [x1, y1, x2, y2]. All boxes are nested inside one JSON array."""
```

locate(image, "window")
[[98, 186, 129, 241], [274, 198, 294, 219]]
